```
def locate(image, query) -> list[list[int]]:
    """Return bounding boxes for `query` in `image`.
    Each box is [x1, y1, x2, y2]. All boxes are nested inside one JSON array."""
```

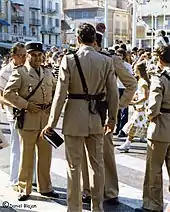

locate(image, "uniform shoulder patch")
[[13, 64, 24, 69], [161, 71, 170, 81], [66, 50, 78, 55], [99, 51, 112, 57]]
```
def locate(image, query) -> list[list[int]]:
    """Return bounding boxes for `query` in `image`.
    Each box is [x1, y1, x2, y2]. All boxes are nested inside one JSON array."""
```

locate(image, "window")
[[42, 16, 45, 26], [14, 25, 17, 34], [49, 1, 52, 9], [42, 34, 44, 43], [55, 19, 59, 27], [31, 11, 36, 20], [55, 35, 58, 45], [41, 0, 45, 12], [82, 12, 88, 18], [55, 3, 59, 13], [32, 27, 36, 36], [23, 26, 26, 35], [48, 18, 52, 27], [49, 34, 51, 45]]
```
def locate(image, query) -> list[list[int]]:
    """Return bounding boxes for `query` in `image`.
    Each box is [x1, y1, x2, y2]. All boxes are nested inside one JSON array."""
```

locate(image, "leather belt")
[[160, 108, 170, 113], [36, 104, 51, 110], [68, 93, 105, 101]]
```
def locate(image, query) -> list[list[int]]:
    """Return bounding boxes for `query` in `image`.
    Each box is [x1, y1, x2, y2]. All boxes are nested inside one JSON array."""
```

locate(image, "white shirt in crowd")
[[117, 61, 133, 89], [154, 36, 168, 49], [0, 62, 14, 122]]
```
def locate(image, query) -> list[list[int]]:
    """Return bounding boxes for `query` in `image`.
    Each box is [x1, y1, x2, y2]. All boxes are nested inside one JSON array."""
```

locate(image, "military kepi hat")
[[25, 41, 43, 53]]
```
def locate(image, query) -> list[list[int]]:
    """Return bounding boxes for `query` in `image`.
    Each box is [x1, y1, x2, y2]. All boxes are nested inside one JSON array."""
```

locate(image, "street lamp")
[[132, 0, 137, 47], [104, 0, 108, 48]]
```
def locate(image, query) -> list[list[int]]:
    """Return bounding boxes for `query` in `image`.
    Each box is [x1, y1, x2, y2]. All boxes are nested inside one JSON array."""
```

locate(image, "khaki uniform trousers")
[[82, 132, 119, 199], [18, 130, 52, 195], [143, 139, 170, 212], [65, 134, 104, 212]]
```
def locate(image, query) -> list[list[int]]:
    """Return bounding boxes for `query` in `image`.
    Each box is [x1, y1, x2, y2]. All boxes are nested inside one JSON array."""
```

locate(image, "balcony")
[[41, 8, 57, 15], [47, 8, 57, 14], [11, 34, 39, 42], [11, 15, 24, 23], [11, 0, 24, 6], [29, 19, 41, 26], [29, 0, 40, 10], [41, 26, 58, 34]]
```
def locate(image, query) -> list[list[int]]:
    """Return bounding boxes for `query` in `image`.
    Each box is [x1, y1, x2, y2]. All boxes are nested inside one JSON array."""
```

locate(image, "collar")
[[25, 62, 44, 80], [77, 45, 95, 53]]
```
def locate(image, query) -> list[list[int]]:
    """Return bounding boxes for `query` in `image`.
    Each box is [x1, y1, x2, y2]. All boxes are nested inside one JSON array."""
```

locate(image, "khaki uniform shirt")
[[48, 45, 119, 136], [3, 62, 56, 130], [147, 66, 170, 142]]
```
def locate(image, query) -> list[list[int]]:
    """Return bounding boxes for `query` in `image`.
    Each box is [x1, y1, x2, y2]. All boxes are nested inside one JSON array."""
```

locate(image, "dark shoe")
[[135, 207, 160, 212], [113, 132, 119, 135], [118, 131, 127, 138], [18, 194, 30, 201], [105, 197, 119, 205], [41, 191, 59, 199], [32, 183, 37, 187], [82, 194, 91, 204]]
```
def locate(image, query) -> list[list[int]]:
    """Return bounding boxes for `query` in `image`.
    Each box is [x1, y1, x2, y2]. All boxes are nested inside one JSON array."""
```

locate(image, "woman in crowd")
[[117, 62, 150, 152]]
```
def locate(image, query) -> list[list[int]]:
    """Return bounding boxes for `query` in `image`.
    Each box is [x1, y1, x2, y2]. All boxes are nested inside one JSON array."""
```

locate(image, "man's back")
[[49, 45, 118, 136]]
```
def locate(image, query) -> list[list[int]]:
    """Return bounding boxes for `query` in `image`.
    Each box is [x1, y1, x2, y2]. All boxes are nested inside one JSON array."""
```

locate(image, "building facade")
[[62, 0, 130, 47], [137, 0, 170, 47], [0, 0, 61, 49], [41, 0, 61, 47]]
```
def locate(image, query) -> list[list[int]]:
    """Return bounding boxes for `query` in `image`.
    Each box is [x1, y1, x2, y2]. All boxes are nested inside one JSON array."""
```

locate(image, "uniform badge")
[[28, 84, 33, 93]]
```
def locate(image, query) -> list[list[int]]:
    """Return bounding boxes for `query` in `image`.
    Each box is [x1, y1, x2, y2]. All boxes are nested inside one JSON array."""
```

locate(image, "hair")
[[157, 30, 166, 37], [136, 62, 150, 87], [132, 47, 138, 53], [156, 45, 170, 64], [10, 42, 25, 55], [114, 45, 120, 51], [96, 32, 103, 47], [77, 23, 96, 44], [116, 48, 126, 60], [120, 44, 127, 51], [138, 48, 145, 57]]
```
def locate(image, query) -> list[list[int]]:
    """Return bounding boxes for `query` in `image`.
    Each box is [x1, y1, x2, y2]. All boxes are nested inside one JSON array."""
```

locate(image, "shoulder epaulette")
[[161, 71, 170, 81], [66, 49, 78, 55], [13, 65, 23, 69], [99, 51, 112, 57]]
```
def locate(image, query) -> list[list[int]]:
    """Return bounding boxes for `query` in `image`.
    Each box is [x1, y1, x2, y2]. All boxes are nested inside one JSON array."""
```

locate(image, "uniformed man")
[[41, 23, 119, 212], [135, 46, 170, 212], [0, 43, 26, 190], [82, 30, 137, 205], [3, 42, 58, 201]]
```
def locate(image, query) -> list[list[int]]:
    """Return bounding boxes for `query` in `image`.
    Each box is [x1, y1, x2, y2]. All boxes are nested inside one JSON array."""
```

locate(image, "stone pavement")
[[0, 110, 169, 212]]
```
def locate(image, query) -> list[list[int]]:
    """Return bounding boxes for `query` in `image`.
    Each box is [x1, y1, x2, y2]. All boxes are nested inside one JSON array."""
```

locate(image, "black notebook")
[[44, 130, 64, 149]]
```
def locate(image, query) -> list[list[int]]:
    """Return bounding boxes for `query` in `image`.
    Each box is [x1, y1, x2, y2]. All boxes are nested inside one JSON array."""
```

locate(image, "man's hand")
[[27, 102, 41, 113], [40, 125, 53, 138], [104, 123, 115, 135]]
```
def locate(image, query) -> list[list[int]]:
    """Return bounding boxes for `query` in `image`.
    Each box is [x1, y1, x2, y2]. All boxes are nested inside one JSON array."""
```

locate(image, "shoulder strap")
[[73, 53, 88, 95], [161, 71, 170, 81], [25, 77, 44, 101]]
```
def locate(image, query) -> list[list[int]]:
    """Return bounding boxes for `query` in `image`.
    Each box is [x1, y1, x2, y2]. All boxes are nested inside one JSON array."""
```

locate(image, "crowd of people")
[[0, 23, 169, 212]]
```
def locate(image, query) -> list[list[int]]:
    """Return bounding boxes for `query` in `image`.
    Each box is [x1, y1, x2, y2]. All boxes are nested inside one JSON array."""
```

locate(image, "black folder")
[[44, 129, 64, 149]]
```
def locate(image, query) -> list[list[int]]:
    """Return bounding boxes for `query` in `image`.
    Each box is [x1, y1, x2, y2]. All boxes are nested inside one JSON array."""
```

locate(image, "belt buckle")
[[85, 94, 90, 101]]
